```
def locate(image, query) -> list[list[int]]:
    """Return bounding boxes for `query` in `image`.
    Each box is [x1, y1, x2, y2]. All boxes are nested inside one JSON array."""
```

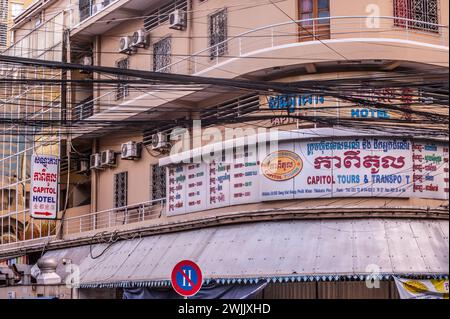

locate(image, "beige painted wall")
[[0, 284, 72, 299]]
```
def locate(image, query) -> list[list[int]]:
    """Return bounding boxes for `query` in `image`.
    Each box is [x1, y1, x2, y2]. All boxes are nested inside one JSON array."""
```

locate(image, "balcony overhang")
[[70, 0, 161, 41]]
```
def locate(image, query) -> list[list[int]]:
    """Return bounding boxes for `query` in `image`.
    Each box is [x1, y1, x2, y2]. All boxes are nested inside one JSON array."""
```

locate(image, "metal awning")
[[42, 219, 449, 288]]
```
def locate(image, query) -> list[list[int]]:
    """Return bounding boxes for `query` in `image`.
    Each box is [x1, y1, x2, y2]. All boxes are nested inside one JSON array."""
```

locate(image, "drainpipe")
[[187, 0, 193, 74], [91, 139, 99, 218]]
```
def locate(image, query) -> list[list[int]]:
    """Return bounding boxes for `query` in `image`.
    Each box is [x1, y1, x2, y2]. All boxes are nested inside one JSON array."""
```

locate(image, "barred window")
[[153, 36, 172, 72], [394, 0, 439, 32], [151, 165, 166, 200], [0, 0, 8, 20], [208, 9, 227, 59], [116, 58, 129, 100], [0, 23, 6, 47], [114, 172, 128, 208]]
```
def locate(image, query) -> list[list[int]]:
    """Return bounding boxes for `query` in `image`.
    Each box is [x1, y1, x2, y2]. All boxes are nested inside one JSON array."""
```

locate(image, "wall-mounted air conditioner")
[[169, 9, 187, 30], [100, 150, 116, 167], [79, 56, 92, 74], [77, 160, 90, 173], [121, 141, 142, 160], [131, 29, 149, 48], [119, 36, 133, 54], [90, 154, 101, 170], [92, 3, 103, 14], [151, 133, 169, 150]]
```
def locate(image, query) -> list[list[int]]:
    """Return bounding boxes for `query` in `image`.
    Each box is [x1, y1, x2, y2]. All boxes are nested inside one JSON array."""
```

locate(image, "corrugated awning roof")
[[43, 219, 449, 288]]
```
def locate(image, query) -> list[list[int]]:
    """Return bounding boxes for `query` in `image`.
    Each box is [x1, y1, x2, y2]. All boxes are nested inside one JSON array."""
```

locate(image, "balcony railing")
[[0, 200, 164, 251], [72, 0, 118, 28], [158, 16, 449, 75], [62, 199, 165, 236], [72, 96, 94, 121], [75, 16, 448, 122]]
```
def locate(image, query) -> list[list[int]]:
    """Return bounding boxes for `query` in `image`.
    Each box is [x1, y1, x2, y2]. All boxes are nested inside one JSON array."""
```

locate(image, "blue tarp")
[[122, 282, 268, 299]]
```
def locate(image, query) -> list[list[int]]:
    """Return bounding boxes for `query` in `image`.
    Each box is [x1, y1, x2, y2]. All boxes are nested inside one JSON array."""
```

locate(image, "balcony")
[[72, 16, 449, 137], [62, 200, 164, 236], [0, 200, 164, 255], [72, 96, 94, 121], [160, 16, 449, 75]]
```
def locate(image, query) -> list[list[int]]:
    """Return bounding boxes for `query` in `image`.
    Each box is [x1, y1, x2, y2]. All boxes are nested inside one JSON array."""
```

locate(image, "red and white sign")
[[171, 260, 203, 297], [30, 155, 59, 220]]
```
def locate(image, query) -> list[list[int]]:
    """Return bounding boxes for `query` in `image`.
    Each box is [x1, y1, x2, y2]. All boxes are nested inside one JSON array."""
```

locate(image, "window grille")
[[144, 0, 188, 31], [208, 9, 227, 59], [116, 58, 129, 100], [0, 23, 6, 47], [142, 94, 260, 145], [394, 0, 439, 32], [153, 36, 172, 72], [0, 0, 8, 20], [114, 172, 128, 208], [200, 94, 260, 120], [151, 165, 166, 200]]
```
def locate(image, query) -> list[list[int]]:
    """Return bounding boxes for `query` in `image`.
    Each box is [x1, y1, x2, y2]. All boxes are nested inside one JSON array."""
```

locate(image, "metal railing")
[[71, 0, 117, 28], [158, 16, 449, 75], [75, 16, 449, 121], [62, 199, 165, 235]]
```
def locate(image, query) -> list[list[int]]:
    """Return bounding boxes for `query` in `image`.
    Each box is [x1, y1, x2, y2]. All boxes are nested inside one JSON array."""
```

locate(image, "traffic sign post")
[[171, 260, 203, 298]]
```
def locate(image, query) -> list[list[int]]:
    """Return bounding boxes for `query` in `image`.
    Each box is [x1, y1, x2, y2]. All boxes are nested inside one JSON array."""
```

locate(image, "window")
[[298, 0, 330, 41], [208, 9, 227, 59], [79, 0, 91, 22], [11, 3, 23, 18], [116, 58, 129, 100], [394, 0, 439, 32], [0, 0, 8, 20], [114, 172, 128, 208], [200, 94, 260, 121], [151, 165, 166, 200], [153, 36, 172, 72], [0, 23, 6, 47]]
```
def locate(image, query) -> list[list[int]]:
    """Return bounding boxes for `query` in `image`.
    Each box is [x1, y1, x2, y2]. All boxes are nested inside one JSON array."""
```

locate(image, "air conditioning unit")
[[121, 141, 141, 160], [90, 154, 101, 170], [100, 150, 116, 167], [80, 56, 92, 66], [119, 36, 133, 54], [152, 132, 169, 150], [79, 56, 92, 74], [92, 3, 103, 14], [77, 160, 90, 173], [169, 9, 187, 30], [131, 29, 149, 48]]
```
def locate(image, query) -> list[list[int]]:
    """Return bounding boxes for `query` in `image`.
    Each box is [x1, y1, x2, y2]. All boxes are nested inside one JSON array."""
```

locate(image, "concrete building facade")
[[0, 0, 448, 299]]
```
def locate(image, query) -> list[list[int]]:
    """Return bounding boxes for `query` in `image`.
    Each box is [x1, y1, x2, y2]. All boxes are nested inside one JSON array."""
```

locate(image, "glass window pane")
[[318, 10, 330, 24], [301, 13, 313, 24], [318, 0, 329, 9], [301, 0, 313, 12]]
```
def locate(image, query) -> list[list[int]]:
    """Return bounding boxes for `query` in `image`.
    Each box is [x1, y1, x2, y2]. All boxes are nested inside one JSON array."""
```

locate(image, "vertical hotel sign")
[[30, 155, 59, 219]]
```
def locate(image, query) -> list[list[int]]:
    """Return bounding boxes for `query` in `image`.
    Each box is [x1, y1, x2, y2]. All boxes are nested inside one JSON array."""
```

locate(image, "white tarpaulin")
[[394, 277, 449, 299]]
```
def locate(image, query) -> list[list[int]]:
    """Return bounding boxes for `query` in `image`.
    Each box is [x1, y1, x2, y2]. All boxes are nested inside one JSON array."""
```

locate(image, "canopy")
[[42, 218, 449, 288]]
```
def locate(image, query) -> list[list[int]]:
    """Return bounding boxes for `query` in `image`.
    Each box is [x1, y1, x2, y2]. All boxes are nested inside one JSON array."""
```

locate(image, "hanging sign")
[[30, 155, 59, 220]]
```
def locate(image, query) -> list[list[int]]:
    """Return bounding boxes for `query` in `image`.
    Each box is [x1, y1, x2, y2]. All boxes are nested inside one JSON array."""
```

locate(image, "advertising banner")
[[30, 155, 59, 220], [394, 277, 449, 299], [166, 138, 448, 215]]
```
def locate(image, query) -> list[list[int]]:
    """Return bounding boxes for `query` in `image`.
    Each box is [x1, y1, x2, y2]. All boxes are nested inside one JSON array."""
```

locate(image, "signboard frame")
[[30, 154, 59, 220]]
